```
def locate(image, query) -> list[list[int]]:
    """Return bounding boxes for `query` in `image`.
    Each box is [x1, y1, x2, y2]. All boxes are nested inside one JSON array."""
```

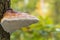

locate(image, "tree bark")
[[0, 0, 10, 40]]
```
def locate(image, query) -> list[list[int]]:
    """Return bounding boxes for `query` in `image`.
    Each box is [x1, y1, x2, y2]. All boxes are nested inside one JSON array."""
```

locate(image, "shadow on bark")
[[0, 24, 10, 40], [0, 0, 10, 40]]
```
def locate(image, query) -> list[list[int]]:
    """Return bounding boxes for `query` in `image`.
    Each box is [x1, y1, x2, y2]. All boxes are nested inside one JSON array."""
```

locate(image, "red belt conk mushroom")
[[1, 10, 39, 34]]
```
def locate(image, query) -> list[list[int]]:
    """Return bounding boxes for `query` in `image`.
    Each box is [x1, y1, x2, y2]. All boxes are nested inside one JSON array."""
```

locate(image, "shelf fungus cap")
[[1, 11, 39, 34]]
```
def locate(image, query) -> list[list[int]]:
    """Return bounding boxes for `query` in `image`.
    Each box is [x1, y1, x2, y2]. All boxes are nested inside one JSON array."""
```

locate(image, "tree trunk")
[[0, 0, 10, 40]]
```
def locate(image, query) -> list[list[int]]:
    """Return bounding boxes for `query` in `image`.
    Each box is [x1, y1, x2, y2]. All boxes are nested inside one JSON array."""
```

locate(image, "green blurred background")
[[10, 0, 60, 40]]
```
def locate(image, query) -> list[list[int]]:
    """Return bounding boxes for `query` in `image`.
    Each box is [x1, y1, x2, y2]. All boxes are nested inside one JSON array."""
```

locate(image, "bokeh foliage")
[[10, 16, 56, 40], [10, 0, 60, 40], [11, 0, 38, 12]]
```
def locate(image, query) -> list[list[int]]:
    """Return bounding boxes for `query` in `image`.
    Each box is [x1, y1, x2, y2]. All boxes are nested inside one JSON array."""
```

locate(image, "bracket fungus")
[[1, 10, 39, 34]]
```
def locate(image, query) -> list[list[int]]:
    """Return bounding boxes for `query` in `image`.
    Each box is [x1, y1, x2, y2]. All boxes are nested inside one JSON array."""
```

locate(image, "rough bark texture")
[[0, 0, 10, 20], [0, 24, 10, 40], [0, 0, 10, 40]]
